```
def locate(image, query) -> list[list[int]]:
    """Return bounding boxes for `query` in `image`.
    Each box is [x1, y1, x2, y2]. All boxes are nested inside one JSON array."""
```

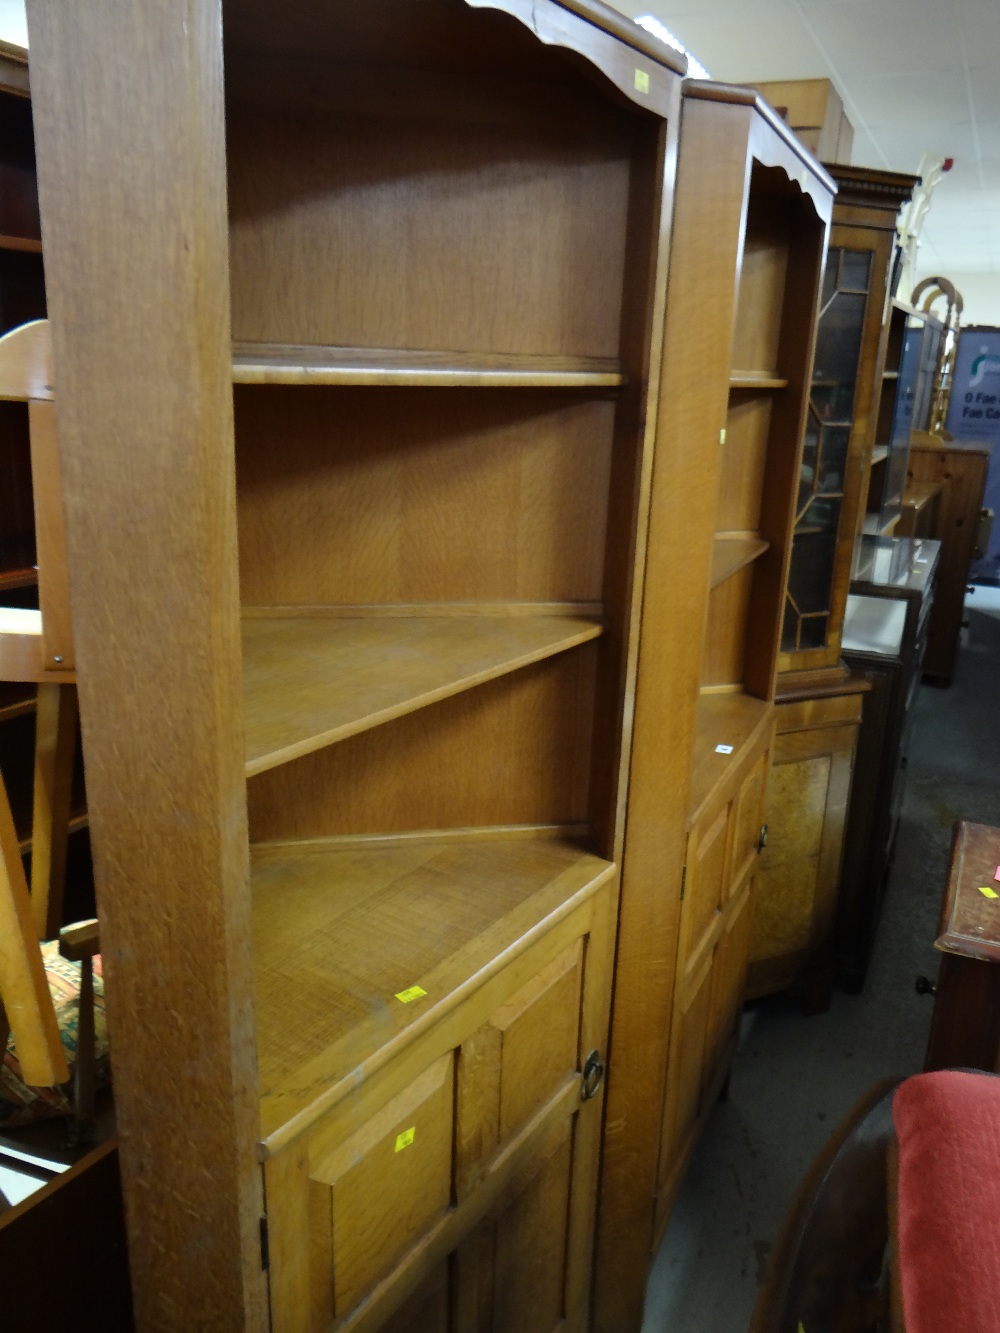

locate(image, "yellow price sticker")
[[395, 985, 427, 1004], [634, 69, 650, 94], [979, 886, 999, 900], [395, 1127, 416, 1153]]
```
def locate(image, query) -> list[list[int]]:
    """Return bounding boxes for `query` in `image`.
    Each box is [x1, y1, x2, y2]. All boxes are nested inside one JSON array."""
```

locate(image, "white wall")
[[944, 274, 1000, 329]]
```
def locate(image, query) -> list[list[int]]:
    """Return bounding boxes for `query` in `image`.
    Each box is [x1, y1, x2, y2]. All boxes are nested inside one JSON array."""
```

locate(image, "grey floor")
[[642, 583, 1000, 1332]]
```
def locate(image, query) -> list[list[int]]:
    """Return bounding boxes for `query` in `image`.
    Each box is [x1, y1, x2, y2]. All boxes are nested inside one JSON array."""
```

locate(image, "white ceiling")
[[612, 0, 1000, 283]]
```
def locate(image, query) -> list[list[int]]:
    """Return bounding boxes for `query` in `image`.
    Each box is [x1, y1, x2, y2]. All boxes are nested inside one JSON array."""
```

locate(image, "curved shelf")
[[232, 342, 624, 389], [710, 534, 769, 587], [729, 371, 788, 390], [243, 608, 605, 777]]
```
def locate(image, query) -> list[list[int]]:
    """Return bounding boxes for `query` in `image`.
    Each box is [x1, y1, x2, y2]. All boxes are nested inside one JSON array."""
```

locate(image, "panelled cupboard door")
[[655, 737, 770, 1229], [748, 694, 862, 1001], [264, 882, 613, 1333]]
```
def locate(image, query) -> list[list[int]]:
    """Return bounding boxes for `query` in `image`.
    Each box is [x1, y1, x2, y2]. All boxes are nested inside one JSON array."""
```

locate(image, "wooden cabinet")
[[593, 83, 833, 1332], [779, 167, 917, 676], [838, 537, 940, 989], [264, 878, 615, 1333], [923, 821, 1000, 1074], [866, 301, 944, 537], [902, 439, 990, 684], [655, 730, 769, 1234], [26, 0, 686, 1327], [752, 166, 915, 1006], [747, 79, 854, 164], [748, 689, 862, 1005]]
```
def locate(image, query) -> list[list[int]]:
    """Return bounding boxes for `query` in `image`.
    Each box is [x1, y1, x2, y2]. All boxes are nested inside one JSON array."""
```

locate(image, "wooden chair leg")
[[0, 768, 69, 1086], [69, 956, 95, 1146], [30, 682, 78, 941]]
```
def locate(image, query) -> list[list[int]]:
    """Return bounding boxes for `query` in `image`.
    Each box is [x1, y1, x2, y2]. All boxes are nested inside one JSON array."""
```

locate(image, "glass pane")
[[840, 250, 872, 292], [817, 424, 850, 494], [800, 615, 829, 649], [796, 493, 841, 538], [781, 598, 799, 652], [799, 409, 820, 514], [788, 501, 840, 616], [812, 291, 868, 420], [821, 247, 839, 309]]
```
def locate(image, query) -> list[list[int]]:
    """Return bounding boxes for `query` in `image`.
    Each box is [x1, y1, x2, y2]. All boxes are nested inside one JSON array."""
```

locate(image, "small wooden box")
[[749, 78, 854, 164]]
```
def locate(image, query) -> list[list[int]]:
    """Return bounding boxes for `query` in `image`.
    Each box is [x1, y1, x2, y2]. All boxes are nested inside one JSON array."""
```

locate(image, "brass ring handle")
[[581, 1050, 605, 1102]]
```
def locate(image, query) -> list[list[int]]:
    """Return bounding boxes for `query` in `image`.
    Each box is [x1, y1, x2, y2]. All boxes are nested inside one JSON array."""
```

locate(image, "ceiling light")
[[634, 15, 711, 79]]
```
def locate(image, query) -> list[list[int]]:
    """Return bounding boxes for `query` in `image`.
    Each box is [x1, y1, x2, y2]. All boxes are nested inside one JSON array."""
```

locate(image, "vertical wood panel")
[[593, 92, 749, 1333], [25, 1, 266, 1327]]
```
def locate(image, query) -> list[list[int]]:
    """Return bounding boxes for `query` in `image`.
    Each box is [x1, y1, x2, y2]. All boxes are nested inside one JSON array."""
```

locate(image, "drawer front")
[[264, 884, 613, 1333]]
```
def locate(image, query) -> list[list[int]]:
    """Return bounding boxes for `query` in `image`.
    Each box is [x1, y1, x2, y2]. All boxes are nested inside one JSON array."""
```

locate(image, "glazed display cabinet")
[[751, 167, 915, 1007]]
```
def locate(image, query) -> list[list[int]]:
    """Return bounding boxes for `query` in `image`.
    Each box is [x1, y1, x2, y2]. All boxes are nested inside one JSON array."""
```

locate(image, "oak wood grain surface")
[[26, 1, 267, 1326], [252, 828, 613, 1142], [234, 386, 615, 608], [242, 613, 603, 776]]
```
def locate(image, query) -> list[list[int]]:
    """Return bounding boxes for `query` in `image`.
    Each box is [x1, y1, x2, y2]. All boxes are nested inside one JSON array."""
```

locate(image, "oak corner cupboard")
[[749, 164, 915, 1009], [24, 0, 686, 1328], [592, 80, 833, 1333]]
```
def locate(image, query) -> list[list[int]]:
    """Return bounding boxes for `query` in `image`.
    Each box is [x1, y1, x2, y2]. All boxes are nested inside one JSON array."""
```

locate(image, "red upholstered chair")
[[751, 1070, 1000, 1333], [890, 1069, 1000, 1333]]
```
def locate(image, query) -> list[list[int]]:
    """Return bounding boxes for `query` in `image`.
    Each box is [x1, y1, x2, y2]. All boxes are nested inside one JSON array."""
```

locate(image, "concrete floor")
[[642, 584, 1000, 1332]]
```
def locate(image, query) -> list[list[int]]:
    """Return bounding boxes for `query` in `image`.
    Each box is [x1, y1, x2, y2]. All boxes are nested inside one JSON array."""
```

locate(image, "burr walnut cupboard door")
[[263, 879, 613, 1333]]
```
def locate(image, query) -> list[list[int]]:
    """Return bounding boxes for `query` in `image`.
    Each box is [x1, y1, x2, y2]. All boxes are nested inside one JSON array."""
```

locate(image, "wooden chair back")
[[0, 319, 74, 684], [0, 319, 79, 938]]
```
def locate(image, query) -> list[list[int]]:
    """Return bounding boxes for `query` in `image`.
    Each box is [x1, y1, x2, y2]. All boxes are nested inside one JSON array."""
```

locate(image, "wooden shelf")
[[871, 445, 889, 464], [0, 235, 42, 254], [0, 566, 37, 592], [242, 609, 605, 777], [710, 534, 769, 587], [251, 826, 614, 1147], [728, 371, 789, 390], [232, 342, 624, 389], [688, 691, 772, 825]]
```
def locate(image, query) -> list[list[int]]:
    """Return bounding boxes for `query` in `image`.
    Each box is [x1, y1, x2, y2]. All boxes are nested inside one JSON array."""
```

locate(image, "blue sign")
[[946, 328, 1000, 579]]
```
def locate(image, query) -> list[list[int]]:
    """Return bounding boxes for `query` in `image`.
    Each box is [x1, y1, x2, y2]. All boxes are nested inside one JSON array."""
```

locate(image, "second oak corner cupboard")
[[593, 80, 834, 1333], [24, 0, 686, 1329]]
